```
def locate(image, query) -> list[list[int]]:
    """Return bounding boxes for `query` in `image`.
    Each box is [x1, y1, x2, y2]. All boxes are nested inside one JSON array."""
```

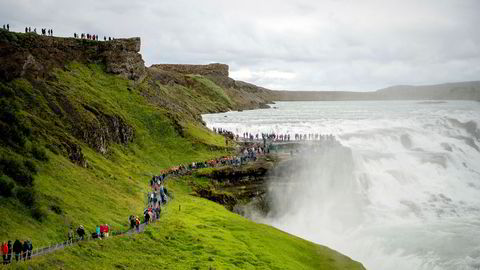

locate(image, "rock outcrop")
[[0, 30, 145, 81], [151, 63, 229, 77]]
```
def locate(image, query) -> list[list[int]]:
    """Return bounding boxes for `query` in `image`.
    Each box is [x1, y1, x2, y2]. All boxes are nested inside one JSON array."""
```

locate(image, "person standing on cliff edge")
[[6, 24, 9, 31]]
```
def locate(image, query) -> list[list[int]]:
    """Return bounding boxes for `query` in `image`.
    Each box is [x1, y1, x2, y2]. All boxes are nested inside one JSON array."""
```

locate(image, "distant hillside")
[[270, 81, 480, 101]]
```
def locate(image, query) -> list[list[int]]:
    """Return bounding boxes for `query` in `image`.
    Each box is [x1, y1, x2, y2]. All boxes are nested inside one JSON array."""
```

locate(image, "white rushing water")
[[202, 101, 480, 270]]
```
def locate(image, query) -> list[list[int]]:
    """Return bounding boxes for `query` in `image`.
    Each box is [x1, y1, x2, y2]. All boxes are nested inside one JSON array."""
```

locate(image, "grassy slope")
[[0, 62, 364, 269], [0, 62, 229, 246], [13, 177, 364, 270]]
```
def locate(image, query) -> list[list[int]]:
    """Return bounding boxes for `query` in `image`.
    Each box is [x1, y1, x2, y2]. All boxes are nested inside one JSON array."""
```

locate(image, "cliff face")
[[0, 30, 145, 81], [150, 63, 274, 110]]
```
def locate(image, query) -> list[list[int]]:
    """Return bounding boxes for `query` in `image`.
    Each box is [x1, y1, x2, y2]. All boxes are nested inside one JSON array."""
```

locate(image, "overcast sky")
[[1, 0, 479, 91]]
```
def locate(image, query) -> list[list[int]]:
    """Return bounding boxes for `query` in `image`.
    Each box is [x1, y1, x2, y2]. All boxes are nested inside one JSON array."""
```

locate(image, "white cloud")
[[1, 0, 479, 91]]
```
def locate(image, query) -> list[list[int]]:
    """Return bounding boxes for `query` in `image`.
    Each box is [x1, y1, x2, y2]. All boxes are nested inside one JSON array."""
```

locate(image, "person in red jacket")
[[2, 242, 8, 265], [100, 225, 105, 238]]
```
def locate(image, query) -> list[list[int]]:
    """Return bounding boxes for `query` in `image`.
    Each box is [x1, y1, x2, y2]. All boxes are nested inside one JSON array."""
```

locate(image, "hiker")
[[129, 215, 136, 229], [25, 27, 28, 33], [6, 24, 9, 31], [96, 226, 101, 238], [144, 211, 150, 225], [160, 184, 166, 204], [12, 239, 21, 262], [77, 225, 85, 240], [104, 36, 106, 41], [22, 240, 28, 261], [2, 242, 8, 265], [135, 217, 140, 232], [27, 241, 32, 260], [7, 241, 12, 264]]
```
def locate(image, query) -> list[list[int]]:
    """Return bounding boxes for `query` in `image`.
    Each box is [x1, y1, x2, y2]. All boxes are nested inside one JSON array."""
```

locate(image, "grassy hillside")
[[0, 31, 364, 269], [12, 176, 364, 270], [0, 62, 230, 246]]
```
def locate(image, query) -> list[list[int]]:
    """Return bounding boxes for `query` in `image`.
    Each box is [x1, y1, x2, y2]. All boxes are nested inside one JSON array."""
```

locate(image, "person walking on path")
[[144, 211, 150, 225], [77, 225, 85, 240], [135, 217, 140, 232], [12, 239, 21, 262], [95, 226, 101, 239], [22, 240, 28, 261], [27, 240, 32, 260], [7, 240, 12, 264], [2, 242, 8, 265], [129, 215, 135, 229]]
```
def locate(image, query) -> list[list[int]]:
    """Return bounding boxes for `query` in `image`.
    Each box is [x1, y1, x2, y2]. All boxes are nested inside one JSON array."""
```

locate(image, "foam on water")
[[202, 101, 480, 270]]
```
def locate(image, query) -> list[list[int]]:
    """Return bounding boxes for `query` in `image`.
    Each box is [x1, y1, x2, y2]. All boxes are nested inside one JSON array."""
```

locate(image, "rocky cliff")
[[0, 30, 145, 81], [151, 63, 229, 77]]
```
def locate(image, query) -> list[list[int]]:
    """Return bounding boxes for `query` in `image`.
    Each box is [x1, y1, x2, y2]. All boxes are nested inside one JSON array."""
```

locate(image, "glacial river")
[[202, 101, 480, 270]]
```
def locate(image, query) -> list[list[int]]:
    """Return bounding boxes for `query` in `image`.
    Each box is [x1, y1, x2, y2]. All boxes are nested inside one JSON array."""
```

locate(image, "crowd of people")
[[211, 127, 337, 142], [2, 239, 32, 264], [23, 26, 53, 36], [73, 33, 116, 41], [1, 23, 118, 42]]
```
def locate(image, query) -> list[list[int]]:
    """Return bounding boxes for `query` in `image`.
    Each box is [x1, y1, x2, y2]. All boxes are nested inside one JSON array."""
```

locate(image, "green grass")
[[0, 63, 231, 246], [12, 177, 364, 270]]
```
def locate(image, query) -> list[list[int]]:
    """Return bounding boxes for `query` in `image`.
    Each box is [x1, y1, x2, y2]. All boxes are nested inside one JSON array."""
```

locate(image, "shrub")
[[0, 157, 35, 186], [50, 204, 63, 215], [31, 145, 49, 161], [0, 98, 31, 149], [0, 175, 15, 197], [31, 206, 47, 221], [15, 186, 36, 207]]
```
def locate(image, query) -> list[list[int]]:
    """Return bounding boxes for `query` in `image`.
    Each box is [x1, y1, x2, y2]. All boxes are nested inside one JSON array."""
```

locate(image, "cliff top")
[[0, 29, 145, 81]]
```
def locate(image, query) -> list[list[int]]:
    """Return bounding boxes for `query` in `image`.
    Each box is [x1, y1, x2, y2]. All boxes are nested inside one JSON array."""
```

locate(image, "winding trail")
[[7, 147, 267, 265]]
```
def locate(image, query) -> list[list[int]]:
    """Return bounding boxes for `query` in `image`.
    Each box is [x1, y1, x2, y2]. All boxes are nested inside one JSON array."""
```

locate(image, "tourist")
[[76, 225, 85, 240], [27, 240, 32, 260], [129, 215, 136, 229], [68, 227, 74, 241], [22, 240, 28, 261], [12, 239, 21, 262], [95, 226, 101, 238], [144, 210, 150, 225], [135, 217, 140, 232], [7, 241, 12, 264], [2, 242, 8, 265], [6, 24, 9, 31]]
